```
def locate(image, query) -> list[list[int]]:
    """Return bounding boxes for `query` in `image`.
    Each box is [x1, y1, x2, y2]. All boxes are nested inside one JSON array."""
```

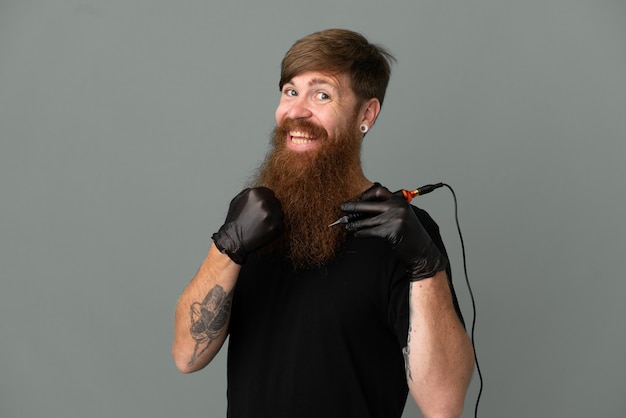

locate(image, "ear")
[[358, 98, 381, 131]]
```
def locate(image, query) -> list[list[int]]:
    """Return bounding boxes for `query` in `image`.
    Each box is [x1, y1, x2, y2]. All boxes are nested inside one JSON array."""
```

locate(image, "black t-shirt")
[[226, 206, 462, 418]]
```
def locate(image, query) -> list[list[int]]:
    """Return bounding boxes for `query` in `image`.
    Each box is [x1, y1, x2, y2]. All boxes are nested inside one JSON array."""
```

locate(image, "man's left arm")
[[405, 270, 474, 418], [341, 184, 474, 418]]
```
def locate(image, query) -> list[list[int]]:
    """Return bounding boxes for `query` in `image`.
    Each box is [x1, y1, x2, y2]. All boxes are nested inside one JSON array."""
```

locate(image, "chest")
[[232, 237, 404, 337]]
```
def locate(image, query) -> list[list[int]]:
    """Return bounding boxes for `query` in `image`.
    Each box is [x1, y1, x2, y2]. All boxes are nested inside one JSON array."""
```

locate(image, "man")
[[173, 29, 474, 418]]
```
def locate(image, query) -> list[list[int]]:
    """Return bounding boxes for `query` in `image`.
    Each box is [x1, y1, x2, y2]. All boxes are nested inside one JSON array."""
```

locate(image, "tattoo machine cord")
[[441, 183, 483, 418], [332, 182, 484, 417], [416, 183, 483, 418]]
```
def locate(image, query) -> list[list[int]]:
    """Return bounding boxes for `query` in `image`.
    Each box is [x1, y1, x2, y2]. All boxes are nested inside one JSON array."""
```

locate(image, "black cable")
[[441, 183, 483, 418]]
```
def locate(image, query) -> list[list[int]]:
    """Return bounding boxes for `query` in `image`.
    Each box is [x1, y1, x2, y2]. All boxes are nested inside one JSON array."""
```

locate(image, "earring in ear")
[[360, 124, 369, 133]]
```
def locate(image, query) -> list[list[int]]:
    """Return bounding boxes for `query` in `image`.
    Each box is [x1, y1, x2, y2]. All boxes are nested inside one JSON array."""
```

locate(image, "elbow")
[[171, 344, 199, 374], [171, 333, 225, 373], [417, 397, 466, 418], [172, 354, 193, 374], [411, 358, 474, 418], [411, 382, 469, 418], [439, 398, 466, 418], [173, 359, 196, 374], [434, 406, 464, 418]]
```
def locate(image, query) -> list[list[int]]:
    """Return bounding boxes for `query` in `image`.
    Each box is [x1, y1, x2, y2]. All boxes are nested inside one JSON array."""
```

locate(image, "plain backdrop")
[[1, 1, 625, 417]]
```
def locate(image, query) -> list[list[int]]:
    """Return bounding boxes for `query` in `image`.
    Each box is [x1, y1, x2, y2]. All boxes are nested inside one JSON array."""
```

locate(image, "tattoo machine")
[[328, 183, 444, 227]]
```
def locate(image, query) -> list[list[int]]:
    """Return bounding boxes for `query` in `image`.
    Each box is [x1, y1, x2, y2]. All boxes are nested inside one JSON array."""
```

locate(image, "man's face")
[[274, 71, 362, 153], [252, 71, 367, 268]]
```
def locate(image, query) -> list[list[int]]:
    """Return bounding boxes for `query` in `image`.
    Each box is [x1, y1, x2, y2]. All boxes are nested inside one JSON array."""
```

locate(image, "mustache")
[[274, 118, 328, 142]]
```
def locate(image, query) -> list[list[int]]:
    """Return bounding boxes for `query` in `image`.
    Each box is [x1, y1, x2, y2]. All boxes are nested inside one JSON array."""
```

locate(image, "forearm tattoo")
[[403, 283, 414, 382], [403, 344, 413, 382], [188, 285, 233, 367]]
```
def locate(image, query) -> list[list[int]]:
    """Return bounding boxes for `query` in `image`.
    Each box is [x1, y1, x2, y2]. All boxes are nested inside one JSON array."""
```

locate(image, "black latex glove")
[[340, 184, 448, 281], [212, 187, 285, 265]]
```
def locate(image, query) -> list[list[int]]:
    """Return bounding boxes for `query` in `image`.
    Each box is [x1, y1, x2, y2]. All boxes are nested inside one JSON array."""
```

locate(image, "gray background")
[[1, 0, 625, 417]]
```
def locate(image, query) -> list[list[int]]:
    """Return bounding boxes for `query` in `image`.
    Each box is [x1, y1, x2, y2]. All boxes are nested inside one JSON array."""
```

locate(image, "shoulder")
[[411, 205, 440, 233]]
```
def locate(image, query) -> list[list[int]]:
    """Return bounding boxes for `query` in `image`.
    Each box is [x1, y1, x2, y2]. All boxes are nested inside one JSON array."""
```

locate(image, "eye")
[[315, 92, 330, 100], [284, 88, 298, 97]]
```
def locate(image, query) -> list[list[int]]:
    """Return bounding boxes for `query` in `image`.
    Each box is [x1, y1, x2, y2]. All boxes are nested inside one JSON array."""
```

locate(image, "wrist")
[[212, 226, 246, 265]]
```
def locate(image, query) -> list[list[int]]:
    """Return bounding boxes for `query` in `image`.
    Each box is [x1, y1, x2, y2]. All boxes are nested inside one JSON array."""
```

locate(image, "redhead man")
[[173, 29, 474, 418]]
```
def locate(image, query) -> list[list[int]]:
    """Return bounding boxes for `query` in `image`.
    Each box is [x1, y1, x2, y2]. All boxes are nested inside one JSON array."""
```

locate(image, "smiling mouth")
[[290, 131, 318, 145]]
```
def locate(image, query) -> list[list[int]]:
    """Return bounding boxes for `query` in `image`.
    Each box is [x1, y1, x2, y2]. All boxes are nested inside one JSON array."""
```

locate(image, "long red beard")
[[252, 118, 366, 269]]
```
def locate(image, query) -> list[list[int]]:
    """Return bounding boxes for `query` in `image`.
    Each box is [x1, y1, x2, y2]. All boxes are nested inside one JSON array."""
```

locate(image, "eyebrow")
[[307, 76, 342, 97], [285, 75, 337, 87], [308, 77, 334, 87]]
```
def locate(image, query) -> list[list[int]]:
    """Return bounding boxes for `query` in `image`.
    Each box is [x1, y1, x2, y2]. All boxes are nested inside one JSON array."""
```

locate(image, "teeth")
[[290, 131, 316, 139], [290, 131, 317, 145], [291, 137, 314, 144]]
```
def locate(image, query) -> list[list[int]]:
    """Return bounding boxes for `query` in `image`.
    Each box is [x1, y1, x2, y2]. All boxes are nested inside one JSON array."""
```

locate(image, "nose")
[[286, 97, 313, 120]]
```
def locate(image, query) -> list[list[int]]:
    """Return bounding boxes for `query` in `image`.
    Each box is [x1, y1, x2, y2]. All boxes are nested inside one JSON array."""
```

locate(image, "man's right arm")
[[172, 243, 240, 373], [172, 187, 285, 373]]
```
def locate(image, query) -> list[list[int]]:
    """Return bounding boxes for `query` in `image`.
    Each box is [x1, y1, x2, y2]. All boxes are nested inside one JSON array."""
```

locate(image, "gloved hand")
[[212, 187, 285, 264], [340, 184, 448, 281]]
